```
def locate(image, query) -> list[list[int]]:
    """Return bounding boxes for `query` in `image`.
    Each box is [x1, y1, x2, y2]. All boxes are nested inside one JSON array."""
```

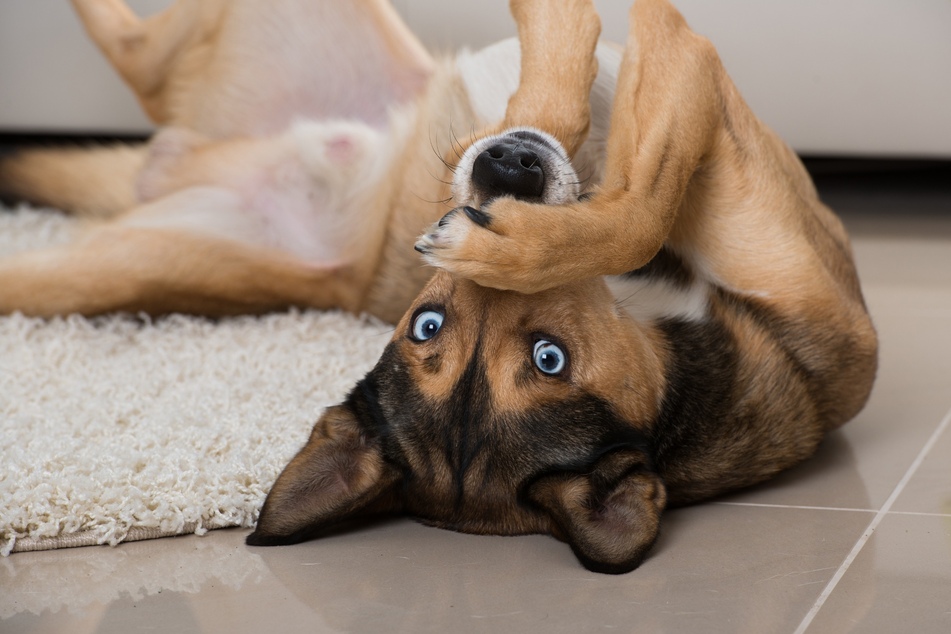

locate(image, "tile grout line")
[[888, 510, 951, 518], [716, 502, 951, 518], [715, 502, 875, 513], [793, 404, 951, 634]]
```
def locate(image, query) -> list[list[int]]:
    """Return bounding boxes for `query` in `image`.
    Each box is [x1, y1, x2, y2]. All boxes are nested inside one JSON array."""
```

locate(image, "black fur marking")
[[438, 335, 493, 507], [0, 150, 21, 209], [713, 287, 842, 421], [624, 245, 694, 288], [519, 426, 654, 500], [347, 370, 392, 441], [247, 516, 390, 547], [351, 339, 654, 522], [650, 315, 740, 497]]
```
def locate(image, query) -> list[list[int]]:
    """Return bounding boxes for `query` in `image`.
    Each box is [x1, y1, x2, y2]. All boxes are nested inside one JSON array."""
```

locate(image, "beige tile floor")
[[2, 162, 950, 633]]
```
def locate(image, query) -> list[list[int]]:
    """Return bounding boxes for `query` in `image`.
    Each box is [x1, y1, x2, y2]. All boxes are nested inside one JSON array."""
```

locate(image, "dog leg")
[[0, 225, 360, 317], [418, 0, 721, 293], [0, 143, 147, 219], [72, 0, 433, 134], [504, 0, 601, 156], [70, 0, 209, 123]]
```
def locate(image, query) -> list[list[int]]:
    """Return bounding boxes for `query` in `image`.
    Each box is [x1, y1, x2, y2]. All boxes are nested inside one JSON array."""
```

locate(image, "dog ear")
[[526, 450, 666, 574], [246, 404, 401, 546]]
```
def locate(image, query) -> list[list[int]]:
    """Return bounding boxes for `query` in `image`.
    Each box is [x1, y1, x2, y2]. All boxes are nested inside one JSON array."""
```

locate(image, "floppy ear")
[[526, 450, 667, 574], [246, 404, 401, 546]]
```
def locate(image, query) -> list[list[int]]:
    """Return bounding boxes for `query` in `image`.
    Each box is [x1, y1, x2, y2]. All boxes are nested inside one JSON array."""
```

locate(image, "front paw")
[[414, 199, 550, 292], [416, 206, 488, 250]]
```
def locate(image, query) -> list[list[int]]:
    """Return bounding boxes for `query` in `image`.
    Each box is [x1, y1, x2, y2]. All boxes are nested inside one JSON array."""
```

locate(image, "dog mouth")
[[452, 127, 580, 208]]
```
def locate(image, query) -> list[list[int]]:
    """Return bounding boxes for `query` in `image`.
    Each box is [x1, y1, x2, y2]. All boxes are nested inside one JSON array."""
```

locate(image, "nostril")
[[470, 141, 547, 202], [519, 153, 539, 170]]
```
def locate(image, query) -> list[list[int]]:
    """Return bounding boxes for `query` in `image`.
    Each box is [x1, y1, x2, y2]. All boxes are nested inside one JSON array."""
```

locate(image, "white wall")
[[1, 0, 949, 157]]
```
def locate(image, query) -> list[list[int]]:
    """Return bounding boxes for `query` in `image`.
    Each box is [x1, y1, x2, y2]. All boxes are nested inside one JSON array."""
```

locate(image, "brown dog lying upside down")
[[1, 0, 614, 322], [246, 0, 878, 573]]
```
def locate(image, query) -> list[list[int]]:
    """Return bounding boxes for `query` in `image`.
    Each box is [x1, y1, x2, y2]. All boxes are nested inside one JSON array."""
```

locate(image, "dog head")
[[248, 270, 667, 574]]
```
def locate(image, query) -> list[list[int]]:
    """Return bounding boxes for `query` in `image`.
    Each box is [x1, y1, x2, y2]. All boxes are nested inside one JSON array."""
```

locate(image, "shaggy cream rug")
[[0, 205, 391, 555]]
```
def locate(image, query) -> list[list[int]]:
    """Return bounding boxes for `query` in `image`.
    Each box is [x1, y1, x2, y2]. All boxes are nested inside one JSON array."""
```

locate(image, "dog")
[[0, 0, 616, 323], [1, 0, 878, 575], [243, 0, 878, 574]]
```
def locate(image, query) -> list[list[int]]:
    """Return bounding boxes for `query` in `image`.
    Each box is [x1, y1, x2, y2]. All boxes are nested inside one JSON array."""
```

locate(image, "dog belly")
[[120, 185, 354, 266], [128, 119, 395, 266]]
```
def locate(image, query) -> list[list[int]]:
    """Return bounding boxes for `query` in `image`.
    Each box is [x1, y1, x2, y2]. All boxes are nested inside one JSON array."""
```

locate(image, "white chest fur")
[[455, 38, 622, 192], [606, 274, 710, 324]]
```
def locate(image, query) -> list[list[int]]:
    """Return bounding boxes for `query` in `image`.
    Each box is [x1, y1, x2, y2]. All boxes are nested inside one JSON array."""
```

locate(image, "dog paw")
[[416, 206, 485, 249], [414, 198, 560, 293]]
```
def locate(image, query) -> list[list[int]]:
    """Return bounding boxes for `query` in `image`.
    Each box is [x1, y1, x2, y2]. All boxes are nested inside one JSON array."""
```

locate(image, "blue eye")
[[412, 310, 444, 341], [533, 339, 567, 375]]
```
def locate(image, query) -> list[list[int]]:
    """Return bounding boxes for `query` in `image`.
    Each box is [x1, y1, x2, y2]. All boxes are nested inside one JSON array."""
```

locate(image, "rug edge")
[[4, 519, 244, 556]]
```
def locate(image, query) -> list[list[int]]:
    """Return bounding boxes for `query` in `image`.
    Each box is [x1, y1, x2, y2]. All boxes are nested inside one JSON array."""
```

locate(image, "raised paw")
[[416, 206, 489, 251], [414, 198, 578, 293]]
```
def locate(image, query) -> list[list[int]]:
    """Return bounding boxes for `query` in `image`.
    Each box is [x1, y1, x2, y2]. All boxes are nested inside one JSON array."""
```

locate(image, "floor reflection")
[[0, 529, 265, 620]]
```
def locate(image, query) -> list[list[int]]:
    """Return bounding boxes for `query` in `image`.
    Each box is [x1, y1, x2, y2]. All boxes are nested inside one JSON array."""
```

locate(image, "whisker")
[[615, 283, 647, 308], [428, 125, 458, 173], [370, 326, 397, 339], [448, 114, 465, 160], [413, 191, 455, 206], [425, 165, 455, 186]]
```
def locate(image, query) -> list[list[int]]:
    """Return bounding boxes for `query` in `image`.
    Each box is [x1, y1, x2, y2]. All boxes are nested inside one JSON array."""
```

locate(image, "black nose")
[[470, 140, 545, 202]]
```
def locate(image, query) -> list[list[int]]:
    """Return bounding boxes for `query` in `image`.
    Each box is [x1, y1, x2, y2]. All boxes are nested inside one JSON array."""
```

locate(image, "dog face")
[[249, 270, 668, 573]]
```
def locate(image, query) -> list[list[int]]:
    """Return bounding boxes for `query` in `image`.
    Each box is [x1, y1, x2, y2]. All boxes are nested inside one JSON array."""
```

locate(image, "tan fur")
[[1, 0, 443, 318], [1, 0, 610, 323], [70, 0, 432, 133], [1, 0, 877, 571], [397, 272, 666, 420], [246, 0, 877, 573], [0, 144, 147, 219], [420, 0, 877, 426]]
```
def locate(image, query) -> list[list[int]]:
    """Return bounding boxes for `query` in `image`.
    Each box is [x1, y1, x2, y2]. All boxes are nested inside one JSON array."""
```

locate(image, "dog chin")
[[452, 126, 580, 208]]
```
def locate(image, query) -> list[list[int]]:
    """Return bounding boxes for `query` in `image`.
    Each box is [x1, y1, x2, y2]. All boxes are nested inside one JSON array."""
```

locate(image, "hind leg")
[[0, 224, 360, 318], [70, 0, 212, 123]]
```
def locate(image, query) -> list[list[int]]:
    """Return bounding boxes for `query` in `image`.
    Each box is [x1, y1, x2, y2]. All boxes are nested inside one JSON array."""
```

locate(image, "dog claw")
[[437, 209, 458, 228], [463, 206, 492, 228]]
